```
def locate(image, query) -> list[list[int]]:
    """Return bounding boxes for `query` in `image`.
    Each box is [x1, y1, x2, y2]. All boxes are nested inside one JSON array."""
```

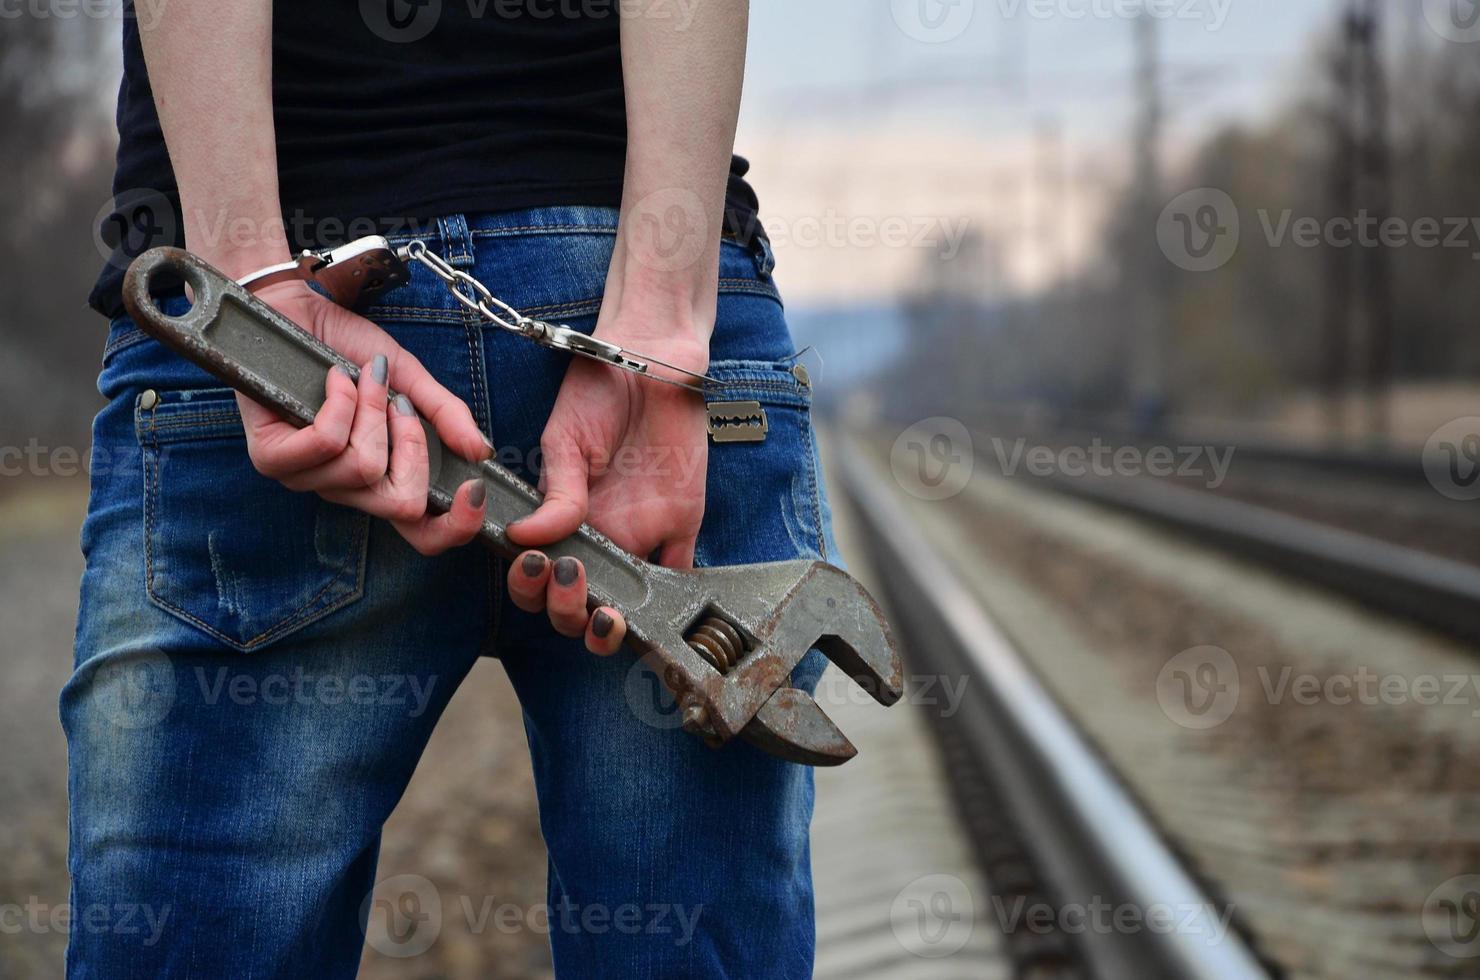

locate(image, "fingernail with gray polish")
[[372, 353, 387, 385], [466, 480, 486, 508], [592, 610, 613, 638], [554, 556, 579, 587], [393, 394, 415, 417], [522, 553, 546, 577]]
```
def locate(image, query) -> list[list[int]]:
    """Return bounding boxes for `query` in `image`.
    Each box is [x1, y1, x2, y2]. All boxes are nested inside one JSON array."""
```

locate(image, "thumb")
[[507, 437, 589, 546]]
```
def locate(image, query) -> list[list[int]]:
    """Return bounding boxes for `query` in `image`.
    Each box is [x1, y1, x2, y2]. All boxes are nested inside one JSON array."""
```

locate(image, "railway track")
[[850, 420, 1480, 979], [963, 420, 1480, 646], [830, 438, 1269, 980]]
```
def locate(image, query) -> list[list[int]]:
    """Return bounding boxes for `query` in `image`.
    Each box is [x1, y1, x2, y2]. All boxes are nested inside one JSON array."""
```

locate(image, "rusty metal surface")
[[121, 247, 902, 766]]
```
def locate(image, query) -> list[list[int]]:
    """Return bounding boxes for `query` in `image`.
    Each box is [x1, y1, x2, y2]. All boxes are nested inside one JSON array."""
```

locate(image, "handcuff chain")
[[402, 240, 537, 339], [400, 239, 726, 395]]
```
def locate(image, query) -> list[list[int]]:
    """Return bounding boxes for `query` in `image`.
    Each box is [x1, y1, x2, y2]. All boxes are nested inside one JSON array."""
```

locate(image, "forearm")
[[140, 1, 288, 279], [608, 0, 749, 342]]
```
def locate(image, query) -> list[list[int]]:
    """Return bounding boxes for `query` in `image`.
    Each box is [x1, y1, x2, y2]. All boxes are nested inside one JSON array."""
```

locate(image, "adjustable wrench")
[[123, 247, 903, 766]]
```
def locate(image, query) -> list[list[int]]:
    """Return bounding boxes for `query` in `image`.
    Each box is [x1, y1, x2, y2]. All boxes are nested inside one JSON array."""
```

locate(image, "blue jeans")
[[64, 207, 834, 978]]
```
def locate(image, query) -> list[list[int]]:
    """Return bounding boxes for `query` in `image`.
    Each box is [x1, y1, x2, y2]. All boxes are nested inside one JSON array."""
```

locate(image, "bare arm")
[[140, 2, 288, 279], [139, 4, 491, 556], [507, 2, 751, 642], [603, 0, 750, 341]]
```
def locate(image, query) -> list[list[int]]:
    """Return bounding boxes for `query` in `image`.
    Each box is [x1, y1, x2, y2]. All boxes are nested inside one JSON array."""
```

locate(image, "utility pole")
[[1034, 117, 1069, 288], [1130, 7, 1167, 429], [1322, 4, 1357, 442], [1325, 0, 1393, 445], [1353, 0, 1394, 444]]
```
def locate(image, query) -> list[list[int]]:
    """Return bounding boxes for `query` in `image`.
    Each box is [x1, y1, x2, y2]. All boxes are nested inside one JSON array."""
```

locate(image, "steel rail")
[[1036, 469, 1480, 646], [834, 439, 1269, 980]]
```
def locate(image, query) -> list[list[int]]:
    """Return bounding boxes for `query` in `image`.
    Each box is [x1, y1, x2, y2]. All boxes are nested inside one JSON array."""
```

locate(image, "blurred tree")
[[894, 7, 1480, 440], [0, 14, 116, 457]]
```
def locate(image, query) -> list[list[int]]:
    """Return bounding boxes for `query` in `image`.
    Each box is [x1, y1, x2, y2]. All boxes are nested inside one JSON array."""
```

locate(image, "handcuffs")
[[237, 235, 727, 395]]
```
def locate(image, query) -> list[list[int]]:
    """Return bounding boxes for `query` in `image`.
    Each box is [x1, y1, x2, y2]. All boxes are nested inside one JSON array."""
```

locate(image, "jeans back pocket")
[[137, 388, 370, 652]]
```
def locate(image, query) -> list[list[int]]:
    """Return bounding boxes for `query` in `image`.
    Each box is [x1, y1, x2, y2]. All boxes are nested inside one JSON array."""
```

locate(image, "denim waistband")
[[389, 206, 619, 252]]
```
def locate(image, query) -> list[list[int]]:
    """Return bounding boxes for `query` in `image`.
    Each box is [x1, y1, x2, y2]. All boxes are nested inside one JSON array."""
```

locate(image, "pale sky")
[[736, 0, 1361, 303]]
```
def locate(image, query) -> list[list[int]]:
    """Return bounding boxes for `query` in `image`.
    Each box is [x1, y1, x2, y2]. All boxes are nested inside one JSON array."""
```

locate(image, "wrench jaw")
[[648, 560, 903, 766], [740, 688, 857, 767]]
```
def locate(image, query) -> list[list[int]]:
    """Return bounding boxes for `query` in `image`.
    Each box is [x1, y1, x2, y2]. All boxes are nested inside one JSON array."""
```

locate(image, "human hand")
[[504, 316, 712, 655], [237, 280, 493, 556]]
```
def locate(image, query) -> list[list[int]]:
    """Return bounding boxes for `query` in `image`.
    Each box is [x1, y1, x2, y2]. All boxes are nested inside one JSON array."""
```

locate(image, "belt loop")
[[436, 213, 475, 269], [753, 236, 776, 280]]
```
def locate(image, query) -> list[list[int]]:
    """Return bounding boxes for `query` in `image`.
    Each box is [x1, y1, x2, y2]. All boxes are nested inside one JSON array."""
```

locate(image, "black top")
[[91, 0, 761, 318]]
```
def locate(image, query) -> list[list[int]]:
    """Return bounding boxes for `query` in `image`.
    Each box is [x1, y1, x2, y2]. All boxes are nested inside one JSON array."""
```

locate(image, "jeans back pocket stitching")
[[137, 398, 370, 652]]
